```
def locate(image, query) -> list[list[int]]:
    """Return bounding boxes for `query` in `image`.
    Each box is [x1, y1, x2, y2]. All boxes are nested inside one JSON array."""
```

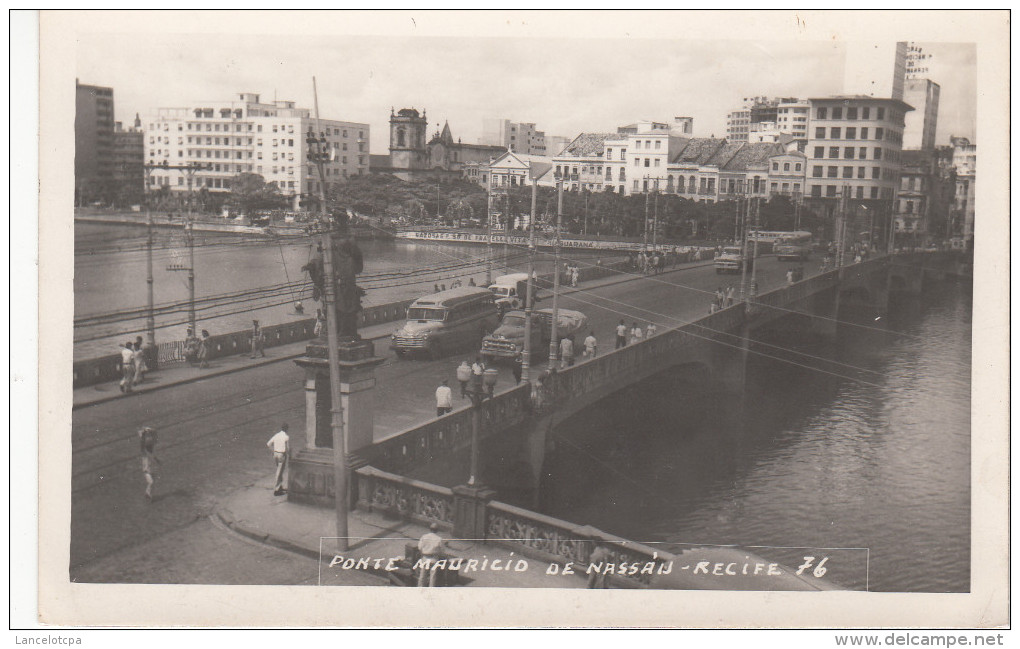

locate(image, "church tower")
[[389, 107, 428, 171]]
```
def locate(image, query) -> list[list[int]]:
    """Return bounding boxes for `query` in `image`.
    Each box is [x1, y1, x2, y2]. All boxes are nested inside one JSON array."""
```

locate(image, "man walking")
[[583, 330, 598, 359], [559, 334, 575, 369], [435, 380, 453, 417], [250, 320, 266, 359], [615, 319, 627, 349], [120, 342, 135, 393], [456, 360, 472, 398], [139, 426, 161, 502], [512, 355, 523, 385], [266, 423, 290, 496], [630, 322, 644, 346]]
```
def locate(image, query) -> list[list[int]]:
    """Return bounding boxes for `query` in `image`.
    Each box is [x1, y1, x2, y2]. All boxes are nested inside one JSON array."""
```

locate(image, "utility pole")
[[548, 177, 563, 371], [504, 187, 511, 273], [486, 181, 493, 286], [308, 76, 349, 552], [749, 197, 761, 298], [163, 161, 205, 334], [652, 180, 659, 250], [583, 189, 589, 236], [523, 175, 538, 384], [140, 164, 157, 354], [739, 187, 751, 302], [643, 179, 651, 250]]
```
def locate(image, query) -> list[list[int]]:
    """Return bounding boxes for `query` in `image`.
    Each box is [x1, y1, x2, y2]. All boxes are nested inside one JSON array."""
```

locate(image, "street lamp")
[[464, 369, 499, 486]]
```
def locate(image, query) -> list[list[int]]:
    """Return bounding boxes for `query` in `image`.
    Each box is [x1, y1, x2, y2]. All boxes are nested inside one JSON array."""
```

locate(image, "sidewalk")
[[73, 257, 715, 411], [216, 476, 590, 588]]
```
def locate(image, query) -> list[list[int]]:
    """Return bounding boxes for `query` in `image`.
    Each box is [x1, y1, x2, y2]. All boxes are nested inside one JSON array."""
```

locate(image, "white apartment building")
[[481, 118, 547, 155], [554, 133, 614, 192], [145, 92, 369, 210], [776, 99, 810, 139]]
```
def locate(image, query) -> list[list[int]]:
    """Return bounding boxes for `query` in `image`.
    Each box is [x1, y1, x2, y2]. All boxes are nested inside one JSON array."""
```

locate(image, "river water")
[[74, 223, 617, 359], [539, 280, 972, 592]]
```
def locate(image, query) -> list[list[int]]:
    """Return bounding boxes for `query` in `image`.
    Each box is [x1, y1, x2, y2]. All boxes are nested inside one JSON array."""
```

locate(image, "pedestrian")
[[583, 330, 598, 359], [559, 334, 575, 369], [786, 269, 794, 285], [710, 301, 719, 314], [570, 265, 579, 287], [645, 322, 657, 338], [468, 277, 476, 287], [266, 423, 290, 496], [512, 355, 523, 385], [294, 301, 304, 315], [250, 320, 266, 359], [715, 287, 725, 309], [615, 319, 627, 349], [441, 283, 446, 291], [417, 523, 445, 588], [198, 329, 211, 368], [120, 342, 135, 393], [184, 328, 200, 366], [587, 546, 611, 589], [435, 379, 453, 417], [139, 426, 161, 502], [471, 355, 485, 392], [132, 339, 147, 385], [726, 285, 735, 307], [630, 322, 644, 346], [434, 283, 440, 293], [456, 360, 472, 398]]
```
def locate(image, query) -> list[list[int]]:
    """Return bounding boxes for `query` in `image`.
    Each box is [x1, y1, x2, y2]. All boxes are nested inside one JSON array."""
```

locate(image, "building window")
[[827, 166, 837, 178], [783, 162, 790, 171], [844, 148, 855, 160], [859, 147, 868, 159], [847, 107, 858, 120], [846, 127, 856, 140], [843, 167, 853, 178], [829, 147, 839, 159], [870, 187, 879, 199], [654, 140, 661, 149], [813, 146, 824, 158], [874, 148, 882, 160], [816, 107, 827, 120], [606, 168, 612, 181], [634, 158, 640, 167], [606, 148, 612, 160], [812, 165, 823, 178], [872, 167, 881, 179], [826, 185, 837, 197], [772, 162, 779, 171], [794, 183, 801, 192], [857, 167, 866, 179], [860, 127, 869, 139], [633, 180, 639, 191], [811, 186, 822, 197], [815, 127, 826, 139], [771, 182, 778, 192], [832, 107, 842, 119], [862, 107, 870, 119], [830, 127, 841, 139], [795, 163, 802, 171], [877, 107, 885, 121], [644, 158, 650, 167], [654, 158, 660, 167]]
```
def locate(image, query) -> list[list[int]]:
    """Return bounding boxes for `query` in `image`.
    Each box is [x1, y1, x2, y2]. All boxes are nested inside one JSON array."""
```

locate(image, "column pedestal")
[[452, 484, 496, 540], [287, 336, 384, 506]]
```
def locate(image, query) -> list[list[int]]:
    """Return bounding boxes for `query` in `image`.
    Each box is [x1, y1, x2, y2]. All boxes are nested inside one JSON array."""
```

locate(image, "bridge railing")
[[353, 465, 672, 587]]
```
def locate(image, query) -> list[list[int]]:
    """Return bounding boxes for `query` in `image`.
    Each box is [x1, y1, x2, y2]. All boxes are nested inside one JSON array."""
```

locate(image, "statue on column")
[[302, 210, 366, 341]]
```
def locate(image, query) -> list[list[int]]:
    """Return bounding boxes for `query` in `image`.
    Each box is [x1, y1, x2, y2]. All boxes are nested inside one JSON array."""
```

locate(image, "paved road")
[[71, 254, 809, 582]]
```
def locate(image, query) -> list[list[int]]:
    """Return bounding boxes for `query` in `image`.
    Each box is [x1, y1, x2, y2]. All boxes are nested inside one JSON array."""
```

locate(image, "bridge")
[[284, 251, 966, 586]]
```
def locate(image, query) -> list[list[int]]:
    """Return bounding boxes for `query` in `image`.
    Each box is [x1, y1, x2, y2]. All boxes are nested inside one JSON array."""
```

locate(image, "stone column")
[[452, 484, 496, 540], [288, 337, 385, 506]]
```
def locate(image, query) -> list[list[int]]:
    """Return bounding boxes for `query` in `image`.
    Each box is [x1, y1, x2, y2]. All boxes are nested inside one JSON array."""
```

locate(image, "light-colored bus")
[[391, 287, 500, 359]]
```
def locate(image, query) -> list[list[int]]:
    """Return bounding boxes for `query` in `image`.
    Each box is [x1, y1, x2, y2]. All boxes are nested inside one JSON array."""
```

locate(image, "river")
[[538, 280, 972, 592], [73, 223, 619, 360]]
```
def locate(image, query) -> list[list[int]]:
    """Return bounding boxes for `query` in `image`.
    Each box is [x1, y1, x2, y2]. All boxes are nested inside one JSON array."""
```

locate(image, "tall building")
[[949, 136, 976, 240], [727, 97, 801, 142], [901, 79, 940, 151], [804, 96, 912, 206], [480, 118, 547, 155], [112, 114, 144, 200], [144, 92, 370, 209], [842, 41, 908, 100], [75, 80, 116, 201]]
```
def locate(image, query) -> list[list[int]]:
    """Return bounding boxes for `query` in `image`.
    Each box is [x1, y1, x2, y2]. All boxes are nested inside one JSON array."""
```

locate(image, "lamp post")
[[652, 179, 659, 251], [739, 182, 751, 302], [548, 175, 564, 371], [306, 76, 350, 551], [486, 179, 493, 286], [522, 174, 538, 384], [162, 161, 207, 334], [139, 164, 158, 357], [464, 370, 498, 486]]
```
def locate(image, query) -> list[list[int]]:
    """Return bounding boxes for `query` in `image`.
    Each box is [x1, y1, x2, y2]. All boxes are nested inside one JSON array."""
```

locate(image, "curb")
[[213, 509, 324, 563]]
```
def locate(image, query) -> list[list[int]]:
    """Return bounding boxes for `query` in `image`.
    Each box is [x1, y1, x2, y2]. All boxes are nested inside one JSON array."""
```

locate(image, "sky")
[[74, 14, 977, 156]]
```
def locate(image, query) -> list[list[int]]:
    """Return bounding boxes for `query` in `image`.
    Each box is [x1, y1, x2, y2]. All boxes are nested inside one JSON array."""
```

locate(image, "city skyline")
[[76, 31, 976, 157]]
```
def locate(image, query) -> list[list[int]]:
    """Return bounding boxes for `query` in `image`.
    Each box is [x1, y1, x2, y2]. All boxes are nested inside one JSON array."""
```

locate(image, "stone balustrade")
[[354, 465, 456, 530]]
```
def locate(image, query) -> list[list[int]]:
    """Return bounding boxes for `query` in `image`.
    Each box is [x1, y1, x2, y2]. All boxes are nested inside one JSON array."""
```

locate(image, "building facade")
[[545, 135, 573, 157], [75, 80, 116, 202], [145, 92, 369, 209], [728, 97, 802, 143], [776, 99, 810, 139], [481, 118, 547, 155], [804, 96, 911, 206], [902, 78, 940, 150], [767, 151, 807, 199], [553, 133, 616, 193], [949, 136, 976, 240], [112, 114, 144, 200]]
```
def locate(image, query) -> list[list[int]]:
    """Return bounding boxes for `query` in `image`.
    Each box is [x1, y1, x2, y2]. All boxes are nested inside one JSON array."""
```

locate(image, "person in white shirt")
[[559, 335, 575, 368], [615, 320, 628, 349], [435, 380, 453, 416], [266, 423, 290, 496], [120, 342, 136, 393], [630, 323, 644, 345], [646, 322, 657, 338], [583, 331, 598, 359]]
